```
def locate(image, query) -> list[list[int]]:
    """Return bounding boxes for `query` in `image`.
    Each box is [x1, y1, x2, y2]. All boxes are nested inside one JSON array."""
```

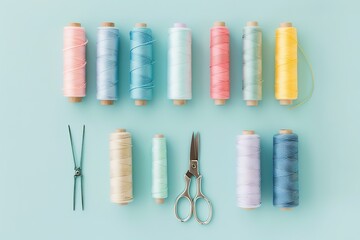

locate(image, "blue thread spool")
[[130, 23, 154, 106], [273, 129, 299, 210], [97, 22, 119, 105]]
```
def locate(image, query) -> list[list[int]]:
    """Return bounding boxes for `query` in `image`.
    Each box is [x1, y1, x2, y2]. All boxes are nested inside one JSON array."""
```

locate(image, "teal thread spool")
[[130, 23, 154, 106], [243, 21, 262, 106], [152, 134, 168, 204], [273, 129, 299, 211]]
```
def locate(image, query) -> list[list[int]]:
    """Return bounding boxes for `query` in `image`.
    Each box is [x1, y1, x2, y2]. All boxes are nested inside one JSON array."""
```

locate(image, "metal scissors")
[[68, 125, 85, 211], [174, 132, 213, 225]]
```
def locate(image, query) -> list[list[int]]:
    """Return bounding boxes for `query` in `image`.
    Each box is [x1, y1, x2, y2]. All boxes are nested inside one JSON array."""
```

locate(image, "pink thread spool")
[[63, 22, 87, 103], [210, 21, 230, 105]]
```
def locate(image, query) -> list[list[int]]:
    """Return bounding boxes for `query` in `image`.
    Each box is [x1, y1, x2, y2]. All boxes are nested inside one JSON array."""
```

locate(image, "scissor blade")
[[190, 132, 196, 160], [195, 133, 199, 161]]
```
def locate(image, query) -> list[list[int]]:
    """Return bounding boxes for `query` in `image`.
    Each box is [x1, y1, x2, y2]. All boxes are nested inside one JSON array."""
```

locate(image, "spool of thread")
[[275, 22, 298, 105], [236, 130, 261, 209], [243, 21, 262, 106], [152, 134, 168, 204], [97, 22, 119, 105], [168, 23, 192, 106], [109, 129, 133, 205], [273, 129, 299, 210], [210, 21, 230, 105], [130, 23, 154, 106], [63, 22, 87, 103]]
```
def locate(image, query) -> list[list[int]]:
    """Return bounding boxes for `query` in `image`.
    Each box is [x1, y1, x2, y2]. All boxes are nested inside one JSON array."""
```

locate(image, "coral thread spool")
[[244, 21, 261, 107], [65, 22, 85, 103], [99, 22, 116, 106], [210, 21, 230, 105], [134, 22, 149, 106], [275, 22, 297, 105]]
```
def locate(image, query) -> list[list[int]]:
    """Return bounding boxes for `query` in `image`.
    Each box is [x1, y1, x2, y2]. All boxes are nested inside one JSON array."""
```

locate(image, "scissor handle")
[[174, 174, 193, 222], [193, 175, 213, 225]]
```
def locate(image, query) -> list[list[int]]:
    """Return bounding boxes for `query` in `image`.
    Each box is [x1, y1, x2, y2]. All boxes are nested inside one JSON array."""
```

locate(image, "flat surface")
[[0, 0, 359, 239]]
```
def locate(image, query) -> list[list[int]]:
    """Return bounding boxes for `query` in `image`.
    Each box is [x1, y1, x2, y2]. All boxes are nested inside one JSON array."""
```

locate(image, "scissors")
[[174, 132, 213, 225]]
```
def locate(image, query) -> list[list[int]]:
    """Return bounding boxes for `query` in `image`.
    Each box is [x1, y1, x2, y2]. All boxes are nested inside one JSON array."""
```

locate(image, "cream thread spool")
[[67, 22, 84, 103], [100, 22, 116, 106], [279, 128, 293, 211], [245, 21, 259, 107], [277, 22, 295, 106], [152, 134, 167, 204], [109, 128, 133, 205], [134, 23, 149, 106], [212, 21, 228, 106]]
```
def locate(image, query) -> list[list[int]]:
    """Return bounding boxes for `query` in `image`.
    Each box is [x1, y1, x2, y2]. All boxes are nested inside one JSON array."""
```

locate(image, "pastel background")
[[0, 0, 358, 239]]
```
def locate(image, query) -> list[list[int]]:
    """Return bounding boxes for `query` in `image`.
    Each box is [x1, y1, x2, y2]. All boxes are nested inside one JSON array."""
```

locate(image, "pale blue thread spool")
[[96, 22, 119, 105], [168, 23, 192, 106], [273, 129, 299, 210], [242, 21, 262, 106], [130, 23, 154, 106], [152, 134, 168, 204]]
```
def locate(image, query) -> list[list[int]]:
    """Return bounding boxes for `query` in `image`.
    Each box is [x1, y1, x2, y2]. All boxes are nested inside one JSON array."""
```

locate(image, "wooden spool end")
[[279, 99, 292, 105], [281, 208, 292, 211], [69, 22, 81, 27], [246, 21, 258, 27], [101, 100, 114, 105], [101, 22, 115, 27], [173, 100, 186, 106], [243, 130, 255, 135], [246, 100, 258, 106], [68, 97, 82, 103], [155, 198, 165, 204], [135, 100, 147, 106], [214, 99, 226, 105], [213, 21, 226, 27], [279, 129, 293, 135], [116, 128, 126, 133], [154, 134, 164, 138], [280, 22, 293, 28], [135, 23, 147, 28]]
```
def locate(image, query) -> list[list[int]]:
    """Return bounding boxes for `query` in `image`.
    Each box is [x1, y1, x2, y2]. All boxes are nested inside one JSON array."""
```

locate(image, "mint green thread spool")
[[243, 21, 262, 106], [152, 134, 168, 204]]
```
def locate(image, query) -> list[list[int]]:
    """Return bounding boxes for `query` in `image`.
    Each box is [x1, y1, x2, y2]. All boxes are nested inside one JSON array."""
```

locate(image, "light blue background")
[[0, 0, 359, 239]]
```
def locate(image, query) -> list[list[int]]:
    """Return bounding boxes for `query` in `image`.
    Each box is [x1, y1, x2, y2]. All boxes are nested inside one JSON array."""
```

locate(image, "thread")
[[109, 129, 133, 205], [236, 130, 261, 209], [243, 21, 262, 106], [168, 23, 192, 106], [273, 129, 299, 209], [97, 22, 119, 105], [152, 134, 168, 204], [275, 22, 298, 105], [63, 23, 87, 102], [130, 23, 154, 106], [210, 21, 230, 105]]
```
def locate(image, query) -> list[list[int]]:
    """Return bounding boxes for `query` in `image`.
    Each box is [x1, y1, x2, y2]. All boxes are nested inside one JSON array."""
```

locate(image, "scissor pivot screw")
[[74, 168, 82, 176], [192, 164, 196, 168]]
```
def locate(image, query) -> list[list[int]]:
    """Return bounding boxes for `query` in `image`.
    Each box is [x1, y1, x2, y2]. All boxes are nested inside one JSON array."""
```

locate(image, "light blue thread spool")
[[273, 129, 299, 210], [130, 23, 154, 106], [97, 22, 119, 105], [242, 21, 262, 106], [168, 23, 192, 106], [152, 134, 168, 204]]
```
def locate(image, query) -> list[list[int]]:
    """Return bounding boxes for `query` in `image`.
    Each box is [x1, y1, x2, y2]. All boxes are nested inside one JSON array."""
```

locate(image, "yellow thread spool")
[[275, 22, 298, 105]]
